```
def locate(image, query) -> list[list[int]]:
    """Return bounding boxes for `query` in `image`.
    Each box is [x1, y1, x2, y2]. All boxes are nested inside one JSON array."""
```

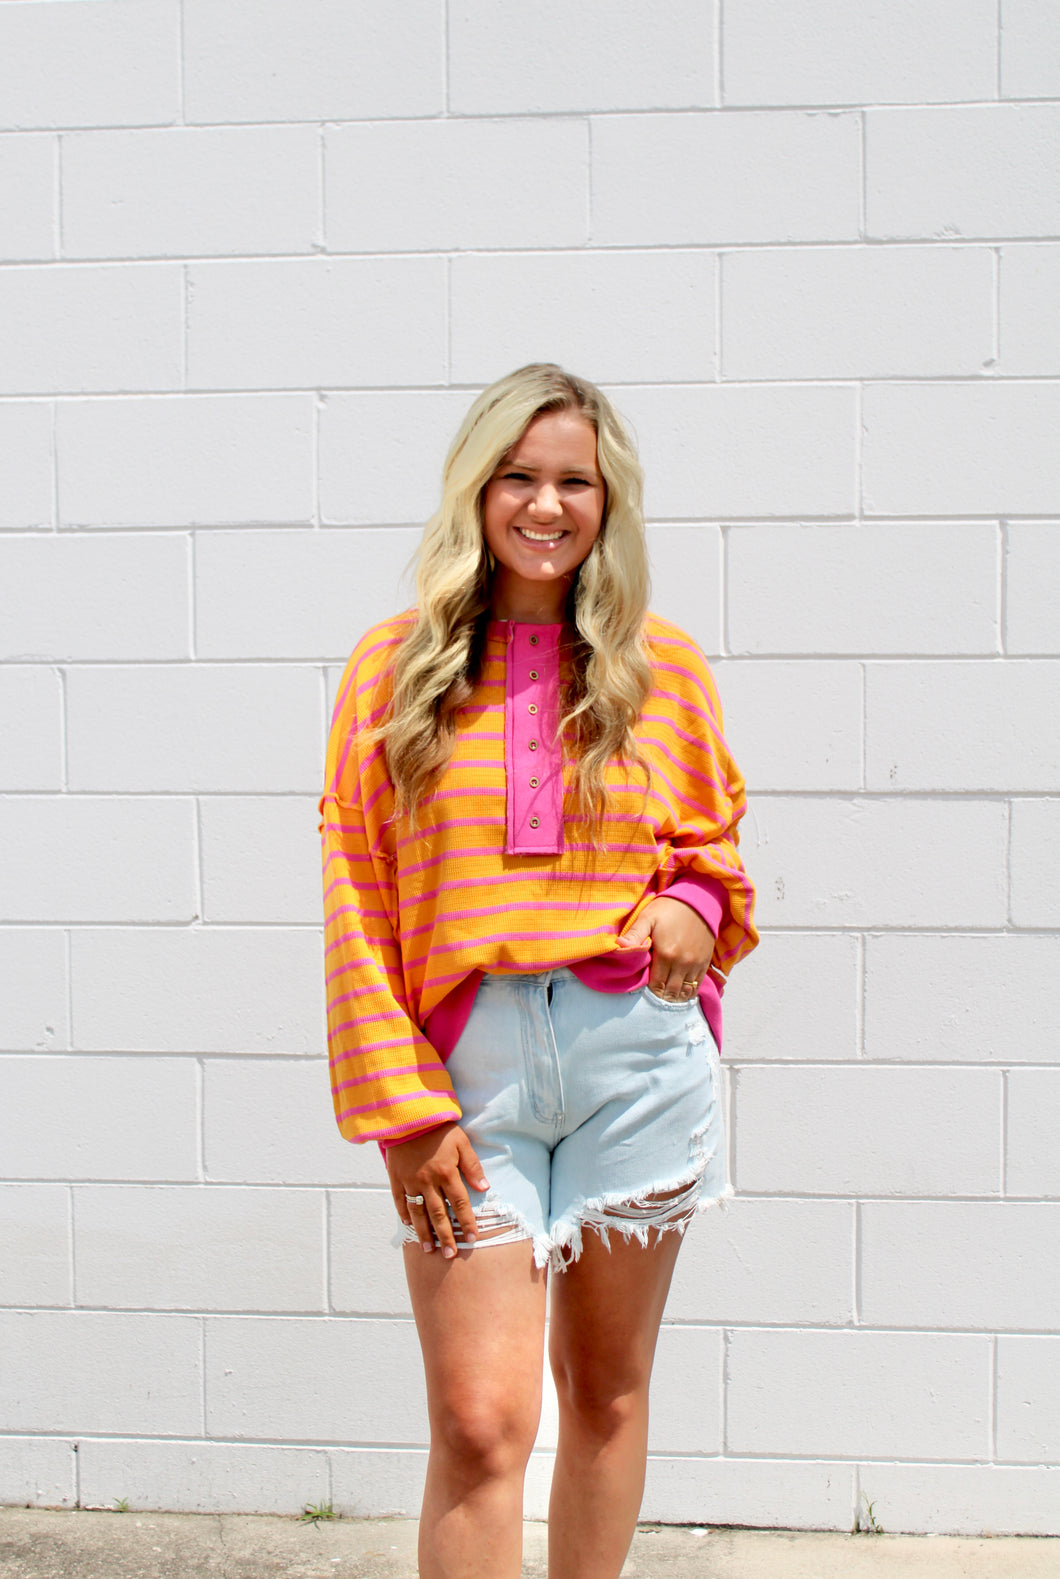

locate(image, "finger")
[[425, 1194, 460, 1260], [455, 1134, 490, 1195], [443, 1175, 479, 1248], [405, 1195, 437, 1253]]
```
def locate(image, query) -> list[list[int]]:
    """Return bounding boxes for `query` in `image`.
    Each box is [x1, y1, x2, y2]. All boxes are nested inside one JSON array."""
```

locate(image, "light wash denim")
[[399, 967, 729, 1272]]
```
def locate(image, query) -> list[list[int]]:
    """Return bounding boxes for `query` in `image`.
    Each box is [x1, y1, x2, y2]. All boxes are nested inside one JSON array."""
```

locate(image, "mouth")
[[516, 526, 569, 546]]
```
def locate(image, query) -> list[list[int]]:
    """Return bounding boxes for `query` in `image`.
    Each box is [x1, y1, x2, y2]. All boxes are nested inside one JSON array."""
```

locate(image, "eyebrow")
[[500, 458, 601, 479]]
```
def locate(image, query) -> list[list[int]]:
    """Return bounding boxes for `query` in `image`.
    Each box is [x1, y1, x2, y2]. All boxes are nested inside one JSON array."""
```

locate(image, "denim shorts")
[[399, 967, 729, 1272]]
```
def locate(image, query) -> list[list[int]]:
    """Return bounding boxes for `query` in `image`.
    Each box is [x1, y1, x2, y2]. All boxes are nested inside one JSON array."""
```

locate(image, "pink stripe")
[[399, 896, 623, 941], [396, 814, 506, 850], [650, 684, 721, 732], [337, 1089, 454, 1123], [327, 1007, 409, 1030], [328, 983, 396, 1010], [323, 928, 400, 959], [402, 923, 617, 973], [330, 1029, 413, 1053], [333, 1061, 443, 1094], [401, 858, 654, 896]]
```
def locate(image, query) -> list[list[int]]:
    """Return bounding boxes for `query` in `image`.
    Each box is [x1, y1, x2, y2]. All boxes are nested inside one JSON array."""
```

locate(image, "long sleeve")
[[642, 623, 758, 981], [320, 634, 461, 1146]]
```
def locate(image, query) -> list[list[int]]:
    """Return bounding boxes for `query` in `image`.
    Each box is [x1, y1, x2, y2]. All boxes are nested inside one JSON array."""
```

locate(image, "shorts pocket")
[[641, 984, 700, 1012]]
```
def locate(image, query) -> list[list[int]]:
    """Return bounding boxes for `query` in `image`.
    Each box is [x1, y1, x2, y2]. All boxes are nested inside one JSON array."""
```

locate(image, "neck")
[[489, 569, 571, 624]]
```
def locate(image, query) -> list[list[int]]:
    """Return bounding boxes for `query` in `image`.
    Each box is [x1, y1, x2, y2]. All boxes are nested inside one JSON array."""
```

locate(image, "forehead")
[[505, 408, 600, 469]]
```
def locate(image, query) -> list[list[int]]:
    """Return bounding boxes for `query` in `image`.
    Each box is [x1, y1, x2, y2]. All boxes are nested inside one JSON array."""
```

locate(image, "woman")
[[321, 365, 757, 1579]]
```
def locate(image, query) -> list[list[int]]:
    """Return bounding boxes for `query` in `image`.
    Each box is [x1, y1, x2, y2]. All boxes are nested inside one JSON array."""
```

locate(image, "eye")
[[501, 470, 531, 482]]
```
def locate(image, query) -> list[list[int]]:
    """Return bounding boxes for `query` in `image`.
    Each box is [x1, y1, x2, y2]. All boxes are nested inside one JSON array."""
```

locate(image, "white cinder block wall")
[[1, 0, 1058, 1538]]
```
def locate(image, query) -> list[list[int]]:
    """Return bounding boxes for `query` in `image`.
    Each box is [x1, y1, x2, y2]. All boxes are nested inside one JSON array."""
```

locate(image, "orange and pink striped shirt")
[[320, 611, 758, 1146]]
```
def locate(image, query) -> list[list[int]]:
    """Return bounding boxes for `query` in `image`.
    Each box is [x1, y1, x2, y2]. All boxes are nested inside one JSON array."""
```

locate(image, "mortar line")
[[181, 263, 189, 390], [1000, 1066, 1009, 1198], [585, 116, 594, 246], [64, 926, 73, 1052], [313, 394, 322, 527], [199, 1313, 208, 1437], [989, 1332, 998, 1461], [73, 1439, 81, 1508], [66, 1181, 76, 1309], [50, 399, 60, 529], [195, 1053, 205, 1184], [853, 1461, 862, 1532], [444, 254, 452, 384], [318, 124, 327, 254], [855, 932, 866, 1059], [177, 0, 186, 126], [55, 133, 65, 261], [58, 665, 69, 790], [859, 660, 867, 790], [993, 245, 1002, 365], [853, 1199, 862, 1327], [714, 250, 723, 381], [854, 380, 864, 523], [186, 529, 197, 659], [442, 0, 450, 116], [324, 1187, 333, 1314], [718, 523, 729, 657], [1004, 795, 1013, 927], [193, 794, 204, 925], [998, 517, 1009, 655], [996, 0, 1004, 99], [858, 110, 867, 240]]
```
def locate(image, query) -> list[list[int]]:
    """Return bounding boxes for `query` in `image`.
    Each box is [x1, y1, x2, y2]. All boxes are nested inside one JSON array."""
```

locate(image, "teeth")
[[519, 528, 566, 542]]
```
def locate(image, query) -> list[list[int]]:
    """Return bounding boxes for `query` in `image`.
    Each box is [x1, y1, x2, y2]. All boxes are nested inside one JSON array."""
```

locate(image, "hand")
[[616, 895, 714, 1000], [386, 1121, 489, 1260]]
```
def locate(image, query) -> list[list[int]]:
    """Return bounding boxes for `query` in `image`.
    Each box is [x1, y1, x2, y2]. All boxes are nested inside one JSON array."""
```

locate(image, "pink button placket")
[[503, 623, 565, 855]]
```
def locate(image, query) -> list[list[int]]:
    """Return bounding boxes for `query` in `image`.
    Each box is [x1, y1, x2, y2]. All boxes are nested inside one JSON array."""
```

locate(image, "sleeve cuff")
[[664, 871, 727, 937]]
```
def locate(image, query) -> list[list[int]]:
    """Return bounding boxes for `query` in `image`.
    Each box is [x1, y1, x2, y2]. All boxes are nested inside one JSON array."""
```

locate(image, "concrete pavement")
[[2, 1508, 1058, 1579]]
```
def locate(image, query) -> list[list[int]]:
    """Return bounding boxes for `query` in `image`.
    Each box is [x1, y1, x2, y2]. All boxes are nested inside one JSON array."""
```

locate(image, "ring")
[[405, 1193, 425, 1206]]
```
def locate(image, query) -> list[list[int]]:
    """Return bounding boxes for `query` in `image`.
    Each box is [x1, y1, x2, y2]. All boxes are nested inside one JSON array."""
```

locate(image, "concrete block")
[[0, 402, 52, 527], [0, 1056, 198, 1182], [62, 126, 320, 260], [204, 1316, 427, 1444], [200, 795, 322, 925], [861, 1202, 1060, 1328], [74, 1185, 326, 1312], [861, 1463, 1060, 1537], [0, 1184, 70, 1307], [867, 105, 1060, 239], [0, 796, 195, 922], [728, 523, 998, 654], [0, 667, 62, 788], [0, 0, 178, 131], [865, 933, 1060, 1065], [66, 664, 321, 793], [0, 1438, 75, 1510], [0, 132, 54, 259], [0, 1311, 201, 1435], [1001, 245, 1060, 377], [746, 795, 1007, 928], [724, 0, 996, 106], [646, 529, 724, 661], [187, 259, 446, 391], [449, 0, 715, 114], [183, 0, 443, 123], [1010, 799, 1060, 928], [326, 119, 587, 253], [863, 383, 1060, 518], [640, 1456, 854, 1531], [330, 1448, 428, 1518], [667, 1199, 853, 1324], [195, 528, 418, 660], [1007, 523, 1060, 655], [712, 659, 861, 789], [727, 1329, 990, 1459], [204, 1060, 383, 1187], [0, 533, 189, 660], [722, 932, 858, 1063], [866, 661, 1060, 791], [0, 264, 181, 395], [450, 252, 715, 386], [0, 928, 67, 1052], [58, 395, 313, 529], [610, 385, 856, 520], [328, 1189, 411, 1316], [647, 1327, 722, 1454], [319, 390, 473, 528], [591, 110, 859, 245], [723, 246, 994, 379], [646, 526, 722, 656], [71, 927, 324, 1055], [1002, 0, 1060, 98], [78, 1439, 329, 1516], [997, 1337, 1060, 1463], [734, 1065, 1001, 1196], [1007, 1070, 1060, 1196]]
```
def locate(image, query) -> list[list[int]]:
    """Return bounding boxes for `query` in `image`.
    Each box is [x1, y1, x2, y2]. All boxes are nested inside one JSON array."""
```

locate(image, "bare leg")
[[547, 1221, 685, 1579], [404, 1238, 548, 1579]]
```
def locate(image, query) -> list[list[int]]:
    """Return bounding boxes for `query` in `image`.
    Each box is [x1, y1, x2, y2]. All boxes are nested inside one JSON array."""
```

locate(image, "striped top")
[[321, 610, 758, 1146]]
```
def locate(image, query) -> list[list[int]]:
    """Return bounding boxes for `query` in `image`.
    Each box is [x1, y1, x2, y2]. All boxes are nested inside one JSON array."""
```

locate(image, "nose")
[[528, 483, 563, 519]]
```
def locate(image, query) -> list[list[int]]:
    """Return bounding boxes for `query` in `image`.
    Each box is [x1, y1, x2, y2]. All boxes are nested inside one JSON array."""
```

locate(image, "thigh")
[[548, 1226, 683, 1399], [405, 1237, 548, 1431]]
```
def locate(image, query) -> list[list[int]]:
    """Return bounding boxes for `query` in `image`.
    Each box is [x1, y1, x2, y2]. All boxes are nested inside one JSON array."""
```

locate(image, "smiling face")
[[481, 407, 606, 623]]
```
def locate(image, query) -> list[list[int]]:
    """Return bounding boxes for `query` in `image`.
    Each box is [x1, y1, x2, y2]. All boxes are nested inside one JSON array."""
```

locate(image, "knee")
[[551, 1357, 648, 1440], [432, 1394, 540, 1483]]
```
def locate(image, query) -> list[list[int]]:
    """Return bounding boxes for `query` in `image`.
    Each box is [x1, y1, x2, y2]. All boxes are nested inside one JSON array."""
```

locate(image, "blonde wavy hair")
[[379, 364, 654, 827]]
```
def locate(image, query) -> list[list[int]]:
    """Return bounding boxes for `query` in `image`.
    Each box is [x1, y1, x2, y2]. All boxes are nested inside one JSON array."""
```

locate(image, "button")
[[529, 634, 539, 645], [528, 703, 538, 715], [529, 776, 539, 788], [528, 740, 538, 751], [529, 817, 540, 828], [529, 669, 539, 680]]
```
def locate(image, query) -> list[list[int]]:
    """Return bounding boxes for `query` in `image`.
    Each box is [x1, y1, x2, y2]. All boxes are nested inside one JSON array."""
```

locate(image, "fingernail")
[[465, 1234, 477, 1247], [476, 1179, 489, 1191], [443, 1246, 455, 1259], [422, 1242, 433, 1253]]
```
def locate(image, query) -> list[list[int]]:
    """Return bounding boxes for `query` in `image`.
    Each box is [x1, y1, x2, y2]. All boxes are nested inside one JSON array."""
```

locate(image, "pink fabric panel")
[[501, 620, 565, 855]]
